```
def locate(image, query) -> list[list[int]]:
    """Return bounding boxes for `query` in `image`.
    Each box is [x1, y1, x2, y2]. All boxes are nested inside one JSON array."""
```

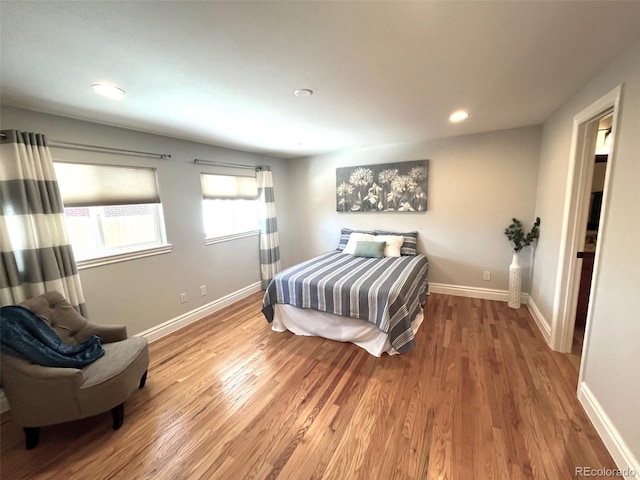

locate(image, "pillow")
[[343, 232, 375, 255], [374, 230, 418, 255], [337, 228, 375, 252], [353, 241, 385, 258], [373, 235, 404, 257]]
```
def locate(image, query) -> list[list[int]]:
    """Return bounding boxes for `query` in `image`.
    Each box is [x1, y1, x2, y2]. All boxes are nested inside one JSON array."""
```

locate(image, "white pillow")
[[343, 232, 375, 255], [374, 235, 404, 257]]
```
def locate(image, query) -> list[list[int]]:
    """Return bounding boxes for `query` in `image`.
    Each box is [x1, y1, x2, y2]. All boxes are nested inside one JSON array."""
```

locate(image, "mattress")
[[262, 250, 429, 354], [271, 303, 424, 357]]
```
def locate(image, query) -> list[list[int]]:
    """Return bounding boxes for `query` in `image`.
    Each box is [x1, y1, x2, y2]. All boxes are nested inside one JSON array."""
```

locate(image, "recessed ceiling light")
[[449, 110, 469, 123], [294, 88, 313, 98], [91, 83, 126, 100]]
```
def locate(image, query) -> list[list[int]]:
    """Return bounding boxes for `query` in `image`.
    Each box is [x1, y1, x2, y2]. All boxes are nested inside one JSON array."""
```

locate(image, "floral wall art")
[[336, 160, 428, 212]]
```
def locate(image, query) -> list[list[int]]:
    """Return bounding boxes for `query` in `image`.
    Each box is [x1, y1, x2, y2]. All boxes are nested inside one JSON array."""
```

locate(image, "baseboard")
[[138, 281, 262, 343], [526, 296, 552, 344], [429, 283, 552, 347], [428, 282, 529, 304], [578, 382, 640, 478], [0, 282, 264, 415]]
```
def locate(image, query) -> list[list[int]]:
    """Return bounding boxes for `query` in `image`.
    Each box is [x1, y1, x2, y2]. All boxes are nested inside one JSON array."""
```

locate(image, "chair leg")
[[24, 427, 40, 450], [139, 370, 148, 389], [111, 403, 124, 430]]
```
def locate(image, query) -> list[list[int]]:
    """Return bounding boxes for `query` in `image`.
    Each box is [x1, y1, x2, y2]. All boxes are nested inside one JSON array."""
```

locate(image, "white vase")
[[508, 252, 522, 308]]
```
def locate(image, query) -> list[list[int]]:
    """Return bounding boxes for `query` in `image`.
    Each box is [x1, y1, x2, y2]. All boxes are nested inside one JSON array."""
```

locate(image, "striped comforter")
[[261, 251, 429, 353]]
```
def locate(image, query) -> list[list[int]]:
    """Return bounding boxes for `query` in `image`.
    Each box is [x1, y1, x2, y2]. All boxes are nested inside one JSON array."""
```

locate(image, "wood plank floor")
[[1, 293, 615, 479]]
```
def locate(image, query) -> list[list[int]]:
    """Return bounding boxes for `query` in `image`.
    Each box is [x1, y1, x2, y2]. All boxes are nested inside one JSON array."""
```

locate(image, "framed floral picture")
[[336, 160, 428, 212]]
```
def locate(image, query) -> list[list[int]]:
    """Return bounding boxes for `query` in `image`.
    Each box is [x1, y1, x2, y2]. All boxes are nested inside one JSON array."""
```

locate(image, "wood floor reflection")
[[1, 293, 615, 479]]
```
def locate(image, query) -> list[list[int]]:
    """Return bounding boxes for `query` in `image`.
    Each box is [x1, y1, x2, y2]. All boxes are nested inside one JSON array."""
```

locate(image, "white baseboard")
[[526, 296, 552, 344], [578, 382, 640, 478], [138, 282, 262, 343], [429, 282, 529, 304], [431, 283, 637, 477], [429, 283, 553, 351], [0, 282, 263, 414]]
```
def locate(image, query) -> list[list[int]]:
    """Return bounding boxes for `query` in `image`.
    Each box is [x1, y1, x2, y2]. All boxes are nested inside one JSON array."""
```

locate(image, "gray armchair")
[[0, 291, 149, 449]]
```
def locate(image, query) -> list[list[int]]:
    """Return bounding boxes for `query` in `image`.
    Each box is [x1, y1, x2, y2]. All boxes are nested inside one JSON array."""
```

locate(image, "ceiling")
[[2, 1, 640, 159]]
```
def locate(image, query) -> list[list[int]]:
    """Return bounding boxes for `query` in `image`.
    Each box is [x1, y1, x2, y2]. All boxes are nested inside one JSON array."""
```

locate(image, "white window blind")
[[53, 162, 160, 207], [200, 173, 259, 241], [200, 173, 257, 200]]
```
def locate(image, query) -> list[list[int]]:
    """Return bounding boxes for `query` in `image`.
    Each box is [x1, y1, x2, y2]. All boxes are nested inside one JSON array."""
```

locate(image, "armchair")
[[0, 291, 149, 449]]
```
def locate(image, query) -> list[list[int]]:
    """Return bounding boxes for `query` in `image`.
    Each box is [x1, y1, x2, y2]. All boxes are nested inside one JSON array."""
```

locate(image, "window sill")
[[205, 230, 259, 246], [76, 244, 173, 270]]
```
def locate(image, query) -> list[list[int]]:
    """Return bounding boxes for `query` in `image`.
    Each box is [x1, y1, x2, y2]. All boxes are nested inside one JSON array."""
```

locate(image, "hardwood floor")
[[1, 293, 615, 479]]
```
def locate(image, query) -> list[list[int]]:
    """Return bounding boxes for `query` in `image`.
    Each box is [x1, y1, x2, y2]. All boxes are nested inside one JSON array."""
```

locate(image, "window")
[[54, 162, 170, 266], [200, 173, 259, 242]]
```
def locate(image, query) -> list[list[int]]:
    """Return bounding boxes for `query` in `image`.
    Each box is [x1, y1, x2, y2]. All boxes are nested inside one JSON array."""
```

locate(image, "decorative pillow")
[[343, 232, 375, 255], [373, 235, 404, 257], [374, 230, 418, 255], [337, 228, 376, 251], [353, 241, 385, 258]]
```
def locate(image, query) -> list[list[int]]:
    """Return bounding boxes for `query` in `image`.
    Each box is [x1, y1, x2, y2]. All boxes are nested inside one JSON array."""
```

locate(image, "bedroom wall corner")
[[529, 37, 640, 470], [286, 126, 542, 294], [0, 105, 293, 336]]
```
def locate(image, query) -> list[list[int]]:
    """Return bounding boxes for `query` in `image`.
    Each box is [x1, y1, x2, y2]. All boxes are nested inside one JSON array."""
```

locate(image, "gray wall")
[[0, 106, 294, 334], [286, 126, 542, 292], [531, 38, 640, 463], [4, 35, 638, 463]]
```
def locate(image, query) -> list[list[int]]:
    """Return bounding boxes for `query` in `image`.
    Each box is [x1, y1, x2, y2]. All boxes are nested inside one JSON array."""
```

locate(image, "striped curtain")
[[256, 165, 281, 289], [0, 130, 87, 315]]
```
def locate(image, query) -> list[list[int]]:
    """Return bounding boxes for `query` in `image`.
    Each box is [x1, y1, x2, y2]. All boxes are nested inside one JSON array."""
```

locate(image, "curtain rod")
[[194, 158, 256, 170], [48, 139, 171, 160]]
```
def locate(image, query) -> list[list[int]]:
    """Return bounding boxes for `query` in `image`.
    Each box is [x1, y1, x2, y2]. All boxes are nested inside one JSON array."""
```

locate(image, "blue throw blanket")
[[0, 305, 104, 368]]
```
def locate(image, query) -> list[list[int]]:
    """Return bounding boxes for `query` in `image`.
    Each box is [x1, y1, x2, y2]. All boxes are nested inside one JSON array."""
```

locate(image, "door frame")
[[549, 85, 621, 355]]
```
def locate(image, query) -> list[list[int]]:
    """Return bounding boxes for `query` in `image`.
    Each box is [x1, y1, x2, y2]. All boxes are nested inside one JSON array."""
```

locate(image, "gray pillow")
[[374, 230, 418, 255], [353, 240, 385, 258], [337, 227, 376, 251]]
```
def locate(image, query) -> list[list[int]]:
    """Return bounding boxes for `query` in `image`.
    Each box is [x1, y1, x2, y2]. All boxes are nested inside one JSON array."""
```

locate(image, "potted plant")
[[504, 217, 540, 308]]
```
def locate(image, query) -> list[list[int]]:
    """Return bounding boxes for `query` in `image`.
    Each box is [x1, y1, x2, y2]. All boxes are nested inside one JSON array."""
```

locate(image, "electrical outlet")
[[179, 292, 187, 303], [483, 271, 491, 281], [200, 285, 207, 296]]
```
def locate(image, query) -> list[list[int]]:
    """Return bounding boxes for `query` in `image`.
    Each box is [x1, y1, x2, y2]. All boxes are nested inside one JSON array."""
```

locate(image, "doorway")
[[549, 85, 621, 372], [570, 113, 612, 369]]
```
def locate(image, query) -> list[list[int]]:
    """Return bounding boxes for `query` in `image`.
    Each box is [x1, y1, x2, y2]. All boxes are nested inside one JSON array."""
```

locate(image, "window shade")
[[200, 173, 257, 200], [53, 162, 160, 207]]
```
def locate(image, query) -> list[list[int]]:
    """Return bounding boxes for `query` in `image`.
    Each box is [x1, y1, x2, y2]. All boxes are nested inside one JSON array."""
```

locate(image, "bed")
[[261, 229, 429, 356]]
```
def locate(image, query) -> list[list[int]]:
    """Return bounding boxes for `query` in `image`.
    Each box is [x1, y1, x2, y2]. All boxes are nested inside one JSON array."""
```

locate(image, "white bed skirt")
[[271, 304, 424, 357]]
